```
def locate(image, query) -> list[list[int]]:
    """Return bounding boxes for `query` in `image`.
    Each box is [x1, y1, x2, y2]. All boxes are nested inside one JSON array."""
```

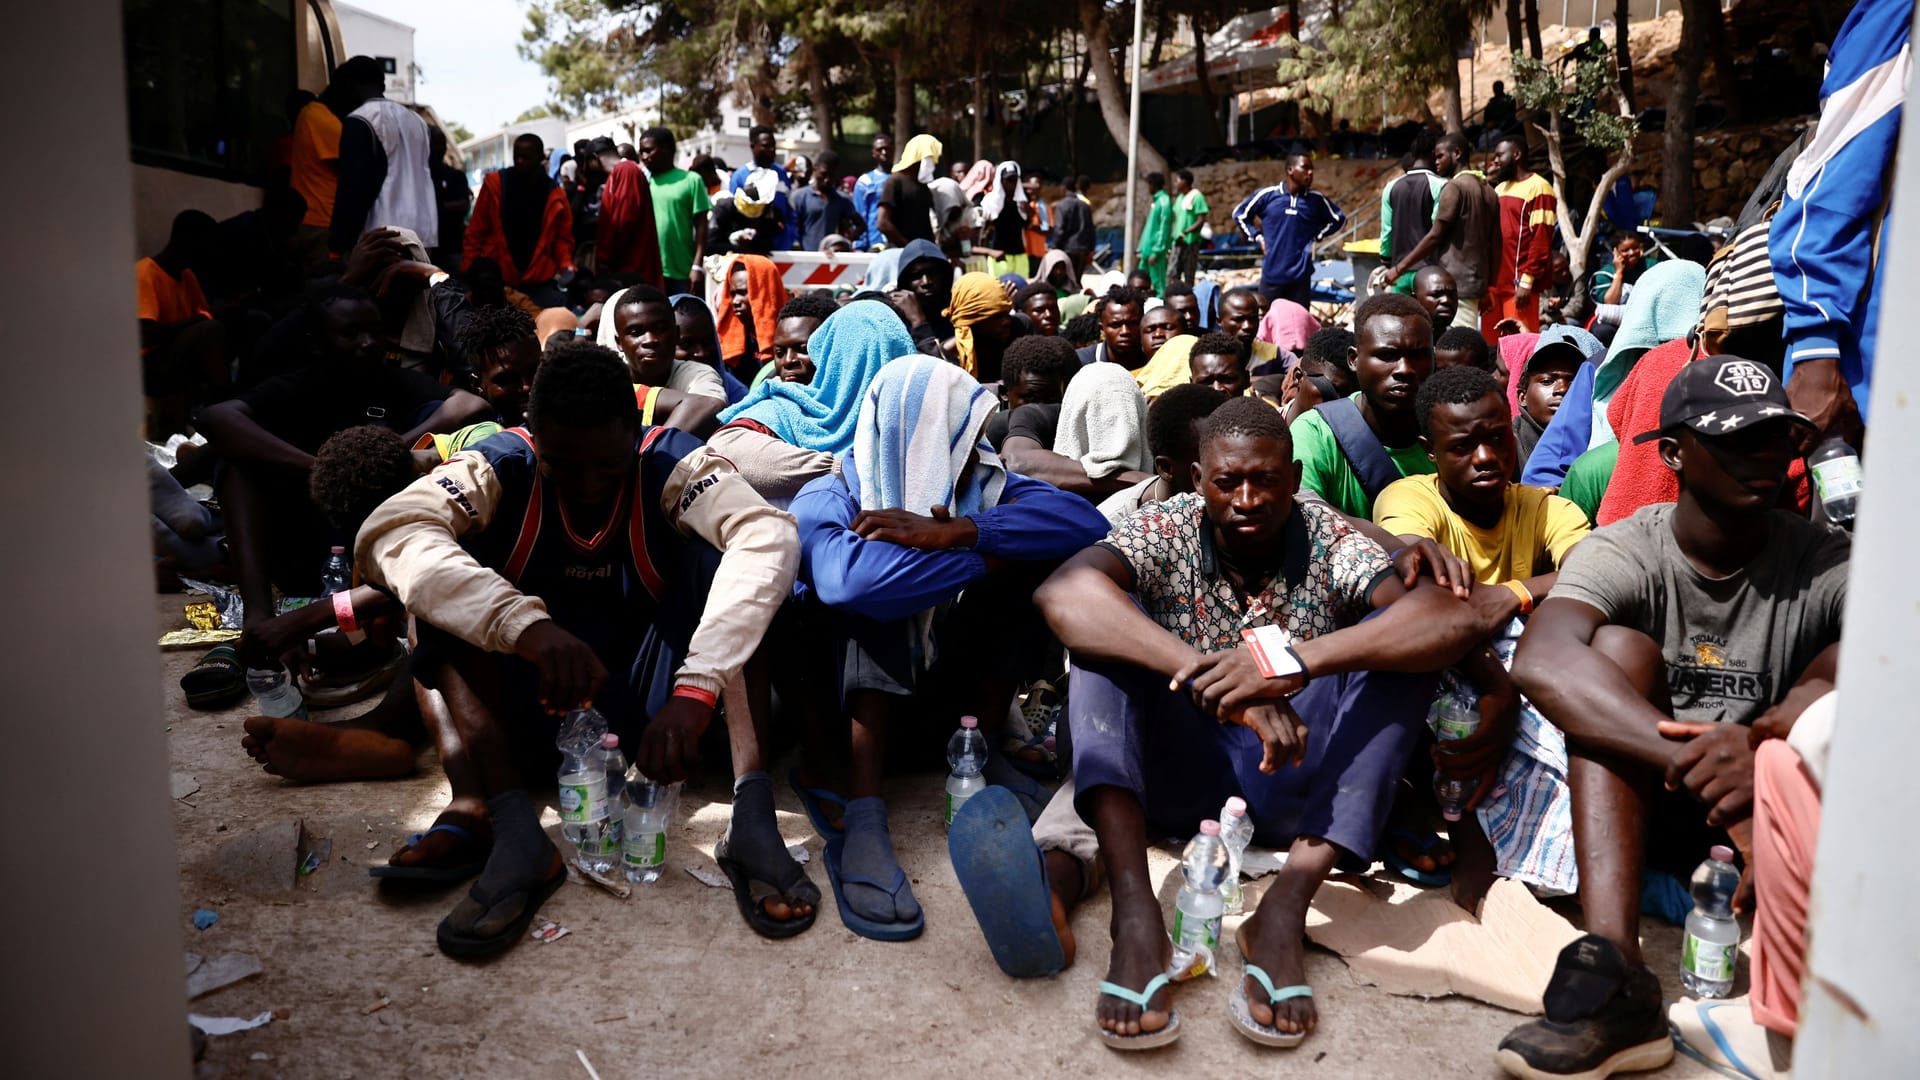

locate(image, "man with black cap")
[[1494, 356, 1848, 1080]]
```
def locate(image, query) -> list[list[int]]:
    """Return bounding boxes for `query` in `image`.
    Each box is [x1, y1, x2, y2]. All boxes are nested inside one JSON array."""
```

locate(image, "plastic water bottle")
[[944, 715, 988, 827], [246, 666, 307, 720], [1680, 845, 1741, 998], [1431, 692, 1479, 822], [620, 765, 676, 884], [558, 730, 620, 873], [1808, 437, 1862, 529], [1169, 820, 1231, 980], [319, 546, 352, 596], [1219, 797, 1255, 915]]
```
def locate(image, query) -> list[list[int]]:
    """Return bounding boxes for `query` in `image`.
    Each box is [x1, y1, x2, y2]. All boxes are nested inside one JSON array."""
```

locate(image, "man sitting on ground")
[[606, 286, 727, 436], [1015, 280, 1063, 337], [1495, 357, 1846, 1080], [1077, 288, 1148, 369], [1163, 281, 1203, 336], [137, 210, 231, 436], [767, 292, 842, 386], [1434, 325, 1495, 373], [1028, 397, 1495, 1047], [986, 335, 1082, 450], [1189, 332, 1252, 398], [359, 341, 816, 956], [792, 356, 1110, 940], [1275, 327, 1357, 425], [1219, 286, 1287, 372], [1289, 292, 1437, 518], [1414, 266, 1460, 333]]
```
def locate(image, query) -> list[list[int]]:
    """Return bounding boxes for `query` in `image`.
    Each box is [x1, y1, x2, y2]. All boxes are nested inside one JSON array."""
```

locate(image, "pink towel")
[[1596, 339, 1693, 526], [1257, 298, 1320, 353], [1501, 333, 1540, 416]]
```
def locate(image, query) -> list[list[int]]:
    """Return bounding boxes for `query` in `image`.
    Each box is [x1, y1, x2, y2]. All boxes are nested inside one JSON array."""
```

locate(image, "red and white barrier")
[[767, 251, 876, 291]]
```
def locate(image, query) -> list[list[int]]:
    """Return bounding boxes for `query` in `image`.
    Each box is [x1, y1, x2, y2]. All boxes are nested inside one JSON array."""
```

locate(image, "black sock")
[[478, 789, 554, 886], [726, 772, 794, 873]]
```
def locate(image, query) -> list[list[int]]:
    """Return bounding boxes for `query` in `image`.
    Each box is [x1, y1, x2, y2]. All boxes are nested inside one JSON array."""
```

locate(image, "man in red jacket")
[[594, 137, 665, 290], [464, 133, 574, 307], [1488, 135, 1557, 335]]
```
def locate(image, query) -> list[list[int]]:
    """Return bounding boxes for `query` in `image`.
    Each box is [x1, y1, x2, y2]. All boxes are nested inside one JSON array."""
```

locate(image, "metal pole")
[[1124, 0, 1144, 274]]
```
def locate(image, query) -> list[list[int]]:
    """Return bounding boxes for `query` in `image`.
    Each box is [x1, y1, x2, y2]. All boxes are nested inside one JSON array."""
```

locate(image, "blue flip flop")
[[949, 786, 1066, 979], [822, 833, 924, 942], [1230, 964, 1313, 1047], [1096, 973, 1182, 1050], [787, 768, 846, 842], [1382, 827, 1454, 888], [369, 821, 490, 884]]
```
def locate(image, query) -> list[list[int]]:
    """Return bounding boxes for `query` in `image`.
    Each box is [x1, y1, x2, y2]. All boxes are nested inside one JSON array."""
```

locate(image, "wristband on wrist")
[[332, 590, 359, 633], [1502, 579, 1535, 616], [671, 685, 718, 707], [1241, 624, 1310, 684]]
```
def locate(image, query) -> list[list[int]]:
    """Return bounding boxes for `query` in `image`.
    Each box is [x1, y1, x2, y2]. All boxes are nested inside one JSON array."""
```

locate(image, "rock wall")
[[1625, 120, 1809, 223]]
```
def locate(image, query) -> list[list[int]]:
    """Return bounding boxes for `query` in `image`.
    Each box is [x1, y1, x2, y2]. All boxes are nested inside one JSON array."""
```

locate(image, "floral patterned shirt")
[[1097, 492, 1393, 653]]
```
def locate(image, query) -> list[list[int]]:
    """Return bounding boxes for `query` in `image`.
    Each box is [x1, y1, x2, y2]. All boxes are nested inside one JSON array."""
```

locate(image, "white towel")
[[1055, 362, 1151, 479]]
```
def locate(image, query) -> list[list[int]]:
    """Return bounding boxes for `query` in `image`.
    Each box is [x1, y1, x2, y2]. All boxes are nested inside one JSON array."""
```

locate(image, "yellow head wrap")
[[1131, 334, 1199, 401], [944, 272, 1014, 378], [894, 134, 944, 181]]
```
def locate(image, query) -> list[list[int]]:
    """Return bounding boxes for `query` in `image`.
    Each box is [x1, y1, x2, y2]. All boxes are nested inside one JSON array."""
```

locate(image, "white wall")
[[334, 1, 416, 103]]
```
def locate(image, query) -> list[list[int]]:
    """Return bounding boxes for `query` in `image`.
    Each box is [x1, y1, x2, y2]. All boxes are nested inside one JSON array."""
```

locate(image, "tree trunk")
[[1661, 0, 1706, 224], [1523, 0, 1543, 60], [803, 40, 834, 153], [1192, 20, 1227, 146], [891, 47, 914, 140], [1067, 44, 1089, 176], [1701, 0, 1744, 122], [1077, 0, 1167, 182], [1504, 0, 1523, 54], [972, 43, 986, 162], [1615, 0, 1634, 111], [1442, 62, 1465, 135], [1288, 0, 1302, 35]]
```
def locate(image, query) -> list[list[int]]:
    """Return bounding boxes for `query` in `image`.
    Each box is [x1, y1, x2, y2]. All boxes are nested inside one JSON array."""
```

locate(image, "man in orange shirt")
[[136, 211, 229, 436], [289, 58, 383, 270], [1488, 135, 1557, 335]]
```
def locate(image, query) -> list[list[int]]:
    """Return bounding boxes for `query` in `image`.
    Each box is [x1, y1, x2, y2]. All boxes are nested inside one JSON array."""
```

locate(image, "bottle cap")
[[1710, 844, 1734, 863], [330, 545, 347, 554], [1224, 796, 1247, 817], [1199, 819, 1221, 836], [601, 733, 620, 748], [959, 715, 978, 729]]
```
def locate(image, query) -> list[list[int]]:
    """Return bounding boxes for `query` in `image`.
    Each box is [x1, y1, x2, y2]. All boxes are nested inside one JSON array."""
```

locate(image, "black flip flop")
[[370, 821, 491, 884], [435, 865, 567, 960], [180, 645, 247, 710], [714, 835, 819, 940]]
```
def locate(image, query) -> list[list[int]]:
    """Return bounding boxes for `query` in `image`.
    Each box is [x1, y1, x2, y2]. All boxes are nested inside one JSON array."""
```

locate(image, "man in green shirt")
[[1136, 171, 1173, 296], [638, 126, 713, 295], [1557, 441, 1618, 525], [1289, 292, 1437, 517], [1170, 169, 1210, 287]]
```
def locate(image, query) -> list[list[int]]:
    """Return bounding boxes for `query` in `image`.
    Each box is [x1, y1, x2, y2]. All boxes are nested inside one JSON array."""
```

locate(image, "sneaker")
[[1495, 934, 1674, 1080]]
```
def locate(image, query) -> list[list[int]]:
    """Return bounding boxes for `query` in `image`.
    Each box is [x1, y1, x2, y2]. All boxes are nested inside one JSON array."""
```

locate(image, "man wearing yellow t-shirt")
[[1372, 364, 1591, 908]]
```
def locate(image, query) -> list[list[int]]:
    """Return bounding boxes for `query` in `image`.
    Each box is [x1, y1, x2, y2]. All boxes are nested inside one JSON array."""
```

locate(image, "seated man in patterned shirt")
[[1032, 397, 1498, 1050]]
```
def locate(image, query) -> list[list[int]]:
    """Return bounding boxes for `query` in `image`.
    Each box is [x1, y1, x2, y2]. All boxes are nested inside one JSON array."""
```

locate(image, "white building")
[[333, 2, 417, 104]]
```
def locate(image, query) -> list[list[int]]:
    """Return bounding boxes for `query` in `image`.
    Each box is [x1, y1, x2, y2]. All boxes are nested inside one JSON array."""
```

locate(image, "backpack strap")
[[1313, 397, 1402, 503]]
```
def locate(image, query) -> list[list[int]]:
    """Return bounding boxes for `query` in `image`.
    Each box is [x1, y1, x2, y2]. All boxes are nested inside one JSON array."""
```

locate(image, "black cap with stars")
[[1631, 355, 1817, 445]]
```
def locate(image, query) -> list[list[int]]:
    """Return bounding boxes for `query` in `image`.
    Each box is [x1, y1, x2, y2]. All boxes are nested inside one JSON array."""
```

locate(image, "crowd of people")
[[139, 2, 1903, 1072]]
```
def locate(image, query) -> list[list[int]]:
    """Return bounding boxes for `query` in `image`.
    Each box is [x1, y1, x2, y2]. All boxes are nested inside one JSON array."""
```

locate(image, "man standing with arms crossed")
[[1487, 136, 1556, 334]]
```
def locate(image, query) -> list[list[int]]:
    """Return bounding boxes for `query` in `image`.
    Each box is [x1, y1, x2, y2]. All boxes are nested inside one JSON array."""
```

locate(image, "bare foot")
[[1043, 849, 1081, 969], [1237, 900, 1317, 1035], [1097, 895, 1173, 1037], [792, 766, 847, 833], [389, 802, 492, 869], [1449, 823, 1498, 915], [240, 715, 415, 782]]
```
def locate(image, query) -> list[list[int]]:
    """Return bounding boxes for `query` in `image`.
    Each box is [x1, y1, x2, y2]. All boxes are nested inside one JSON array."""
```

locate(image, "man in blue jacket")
[[1768, 0, 1911, 441], [1233, 152, 1347, 308], [791, 355, 1110, 942]]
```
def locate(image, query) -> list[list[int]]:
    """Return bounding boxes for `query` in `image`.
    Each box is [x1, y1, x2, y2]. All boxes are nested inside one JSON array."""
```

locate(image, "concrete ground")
[[161, 611, 1728, 1079]]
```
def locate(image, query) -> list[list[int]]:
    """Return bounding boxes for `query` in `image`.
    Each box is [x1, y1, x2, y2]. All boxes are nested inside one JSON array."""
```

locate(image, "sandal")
[[434, 864, 567, 960], [949, 786, 1065, 978], [714, 834, 819, 940], [822, 833, 923, 942], [180, 645, 247, 710], [1095, 974, 1182, 1050], [787, 768, 846, 842], [370, 818, 491, 884], [1230, 964, 1313, 1048], [1382, 827, 1454, 888]]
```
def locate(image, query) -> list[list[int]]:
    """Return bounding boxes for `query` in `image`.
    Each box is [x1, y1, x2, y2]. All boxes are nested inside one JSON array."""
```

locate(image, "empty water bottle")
[[1430, 692, 1479, 822], [319, 546, 352, 597], [1169, 820, 1231, 980], [1808, 437, 1862, 529], [1218, 796, 1255, 915], [1681, 845, 1741, 998], [557, 719, 620, 873], [944, 715, 988, 827], [620, 764, 676, 884], [246, 666, 307, 720]]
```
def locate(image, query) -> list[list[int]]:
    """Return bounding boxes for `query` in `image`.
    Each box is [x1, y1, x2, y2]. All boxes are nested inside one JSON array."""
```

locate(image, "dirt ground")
[[161, 596, 1727, 1079]]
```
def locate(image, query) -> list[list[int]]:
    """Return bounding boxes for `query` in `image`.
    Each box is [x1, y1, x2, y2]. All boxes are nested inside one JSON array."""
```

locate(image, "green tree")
[[444, 120, 474, 144], [1277, 0, 1489, 135], [1510, 46, 1638, 293], [514, 103, 562, 123]]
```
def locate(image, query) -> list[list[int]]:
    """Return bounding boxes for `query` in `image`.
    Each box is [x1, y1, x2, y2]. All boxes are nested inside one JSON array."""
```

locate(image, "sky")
[[338, 0, 554, 135]]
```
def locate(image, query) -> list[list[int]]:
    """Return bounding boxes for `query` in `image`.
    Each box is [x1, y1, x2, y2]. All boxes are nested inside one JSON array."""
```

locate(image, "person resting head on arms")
[[1095, 382, 1229, 526], [986, 334, 1083, 451], [1001, 359, 1153, 500], [1190, 331, 1251, 398], [1062, 311, 1101, 349]]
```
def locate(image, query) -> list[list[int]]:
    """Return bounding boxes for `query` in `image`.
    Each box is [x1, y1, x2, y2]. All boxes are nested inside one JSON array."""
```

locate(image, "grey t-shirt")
[[1550, 504, 1849, 726]]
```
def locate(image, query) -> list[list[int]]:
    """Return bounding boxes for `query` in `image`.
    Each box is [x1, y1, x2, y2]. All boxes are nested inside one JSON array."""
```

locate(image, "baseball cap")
[[1631, 355, 1814, 444]]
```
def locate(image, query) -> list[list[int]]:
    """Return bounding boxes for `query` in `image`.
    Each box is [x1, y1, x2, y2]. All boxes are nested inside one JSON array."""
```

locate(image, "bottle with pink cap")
[[944, 715, 988, 826], [1681, 844, 1741, 998], [1218, 796, 1255, 914], [1169, 819, 1232, 980]]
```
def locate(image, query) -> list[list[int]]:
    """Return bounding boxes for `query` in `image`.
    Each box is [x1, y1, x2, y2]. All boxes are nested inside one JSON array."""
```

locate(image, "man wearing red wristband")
[[359, 340, 812, 957]]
